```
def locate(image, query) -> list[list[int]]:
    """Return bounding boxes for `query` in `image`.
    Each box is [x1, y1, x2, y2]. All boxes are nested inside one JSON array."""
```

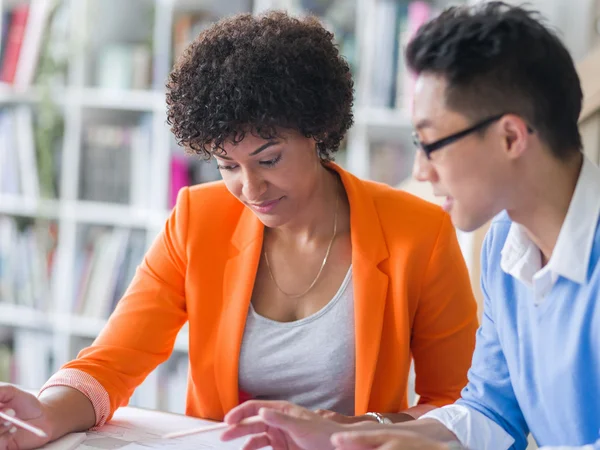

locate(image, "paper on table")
[[77, 407, 256, 450], [35, 432, 86, 450]]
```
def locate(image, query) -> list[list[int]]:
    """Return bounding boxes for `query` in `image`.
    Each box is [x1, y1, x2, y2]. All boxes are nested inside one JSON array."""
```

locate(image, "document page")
[[77, 407, 257, 450], [36, 432, 87, 450]]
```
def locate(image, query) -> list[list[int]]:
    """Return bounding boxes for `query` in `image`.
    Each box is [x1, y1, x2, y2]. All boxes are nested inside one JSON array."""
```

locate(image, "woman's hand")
[[222, 400, 347, 450], [315, 410, 377, 425], [0, 383, 52, 450], [331, 429, 453, 450]]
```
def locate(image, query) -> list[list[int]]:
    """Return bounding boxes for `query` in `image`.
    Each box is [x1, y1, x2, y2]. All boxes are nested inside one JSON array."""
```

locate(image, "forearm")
[[38, 386, 96, 441], [347, 418, 461, 444], [397, 418, 461, 443]]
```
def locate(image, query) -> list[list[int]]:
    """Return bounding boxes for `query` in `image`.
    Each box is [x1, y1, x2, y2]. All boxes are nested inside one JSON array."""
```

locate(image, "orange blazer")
[[65, 163, 478, 422]]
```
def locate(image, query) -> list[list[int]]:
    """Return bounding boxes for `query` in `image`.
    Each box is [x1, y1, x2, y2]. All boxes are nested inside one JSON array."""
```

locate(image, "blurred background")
[[0, 0, 599, 419]]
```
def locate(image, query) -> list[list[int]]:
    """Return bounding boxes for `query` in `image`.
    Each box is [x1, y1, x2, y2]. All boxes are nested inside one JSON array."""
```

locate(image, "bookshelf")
[[0, 0, 464, 413], [0, 0, 242, 413]]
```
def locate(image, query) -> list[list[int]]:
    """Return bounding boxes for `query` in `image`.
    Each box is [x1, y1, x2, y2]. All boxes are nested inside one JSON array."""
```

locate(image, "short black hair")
[[406, 1, 583, 159], [166, 11, 354, 161]]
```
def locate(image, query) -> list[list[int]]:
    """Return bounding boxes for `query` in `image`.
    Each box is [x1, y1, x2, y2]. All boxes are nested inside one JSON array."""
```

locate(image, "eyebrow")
[[216, 141, 279, 160]]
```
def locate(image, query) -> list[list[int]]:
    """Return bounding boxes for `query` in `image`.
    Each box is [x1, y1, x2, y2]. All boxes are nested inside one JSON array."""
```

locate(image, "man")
[[221, 1, 600, 449]]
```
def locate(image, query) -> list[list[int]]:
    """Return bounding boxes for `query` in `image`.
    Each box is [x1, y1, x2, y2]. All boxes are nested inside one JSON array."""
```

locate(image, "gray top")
[[238, 266, 355, 415]]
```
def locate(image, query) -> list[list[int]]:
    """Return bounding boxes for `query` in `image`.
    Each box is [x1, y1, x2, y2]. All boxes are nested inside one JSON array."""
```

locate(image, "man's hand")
[[331, 429, 452, 450], [221, 400, 347, 450]]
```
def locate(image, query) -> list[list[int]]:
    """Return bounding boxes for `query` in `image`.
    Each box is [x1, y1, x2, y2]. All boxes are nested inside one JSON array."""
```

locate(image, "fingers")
[[0, 408, 17, 450], [222, 404, 314, 441], [258, 407, 314, 436], [241, 433, 273, 450], [0, 409, 16, 436], [223, 406, 320, 444], [0, 425, 16, 437], [225, 400, 295, 425], [221, 420, 268, 442], [0, 385, 16, 405]]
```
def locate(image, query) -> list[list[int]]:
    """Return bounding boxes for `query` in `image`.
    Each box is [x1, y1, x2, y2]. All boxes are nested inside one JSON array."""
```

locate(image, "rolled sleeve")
[[421, 404, 514, 450], [39, 368, 110, 427]]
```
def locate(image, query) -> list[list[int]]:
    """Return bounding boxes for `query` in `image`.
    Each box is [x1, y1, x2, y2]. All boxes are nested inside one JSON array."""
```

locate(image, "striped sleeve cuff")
[[38, 368, 110, 427]]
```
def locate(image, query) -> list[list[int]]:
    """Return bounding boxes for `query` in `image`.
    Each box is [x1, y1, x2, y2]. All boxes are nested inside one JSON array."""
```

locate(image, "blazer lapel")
[[333, 164, 390, 414], [214, 164, 389, 415], [215, 206, 264, 413]]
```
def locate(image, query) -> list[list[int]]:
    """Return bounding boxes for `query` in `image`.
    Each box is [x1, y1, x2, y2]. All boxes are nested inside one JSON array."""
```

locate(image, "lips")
[[247, 197, 282, 214]]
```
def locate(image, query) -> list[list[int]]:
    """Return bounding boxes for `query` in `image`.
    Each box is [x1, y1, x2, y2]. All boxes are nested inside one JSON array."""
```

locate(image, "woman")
[[0, 11, 477, 449]]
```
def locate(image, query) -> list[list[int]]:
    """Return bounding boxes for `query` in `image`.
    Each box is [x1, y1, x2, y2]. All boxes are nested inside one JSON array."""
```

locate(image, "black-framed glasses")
[[412, 113, 534, 159]]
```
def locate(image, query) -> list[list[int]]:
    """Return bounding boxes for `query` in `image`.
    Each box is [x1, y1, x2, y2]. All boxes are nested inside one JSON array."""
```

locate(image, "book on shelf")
[[399, 1, 431, 112], [96, 43, 152, 91], [169, 154, 190, 209], [296, 0, 357, 74], [79, 125, 132, 205], [130, 114, 153, 209], [14, 106, 41, 199], [0, 106, 61, 200], [0, 7, 12, 71], [79, 114, 152, 206], [369, 0, 433, 110], [0, 339, 13, 383], [79, 227, 131, 319], [169, 148, 222, 209], [73, 226, 147, 320], [0, 109, 21, 197], [0, 3, 29, 84], [83, 0, 154, 90], [14, 0, 54, 89], [0, 328, 54, 388], [172, 11, 215, 64], [0, 217, 57, 311], [0, 0, 56, 89]]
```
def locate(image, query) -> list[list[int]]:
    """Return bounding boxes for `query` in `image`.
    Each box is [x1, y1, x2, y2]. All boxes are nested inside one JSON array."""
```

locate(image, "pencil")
[[162, 415, 263, 439], [0, 411, 48, 438]]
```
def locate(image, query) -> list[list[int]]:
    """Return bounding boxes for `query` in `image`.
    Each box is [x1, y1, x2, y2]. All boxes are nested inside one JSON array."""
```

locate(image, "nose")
[[241, 168, 267, 201], [412, 149, 437, 183]]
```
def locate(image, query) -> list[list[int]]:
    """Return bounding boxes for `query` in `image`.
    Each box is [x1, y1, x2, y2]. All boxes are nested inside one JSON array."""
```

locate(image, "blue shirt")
[[423, 156, 600, 450]]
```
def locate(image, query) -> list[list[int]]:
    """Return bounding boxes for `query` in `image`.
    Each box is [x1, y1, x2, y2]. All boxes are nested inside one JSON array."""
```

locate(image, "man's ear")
[[500, 114, 531, 160]]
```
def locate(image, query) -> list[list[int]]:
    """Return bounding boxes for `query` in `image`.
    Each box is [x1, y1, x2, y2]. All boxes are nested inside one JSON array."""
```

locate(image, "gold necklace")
[[264, 193, 339, 299]]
